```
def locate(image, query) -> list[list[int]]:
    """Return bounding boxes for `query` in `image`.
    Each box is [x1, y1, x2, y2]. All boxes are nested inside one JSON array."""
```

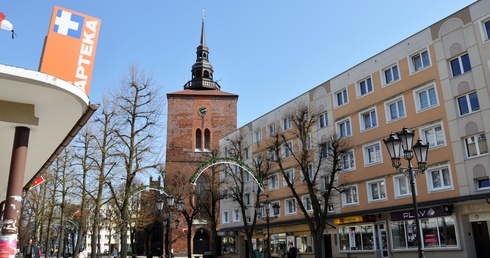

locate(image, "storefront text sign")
[[390, 205, 448, 221]]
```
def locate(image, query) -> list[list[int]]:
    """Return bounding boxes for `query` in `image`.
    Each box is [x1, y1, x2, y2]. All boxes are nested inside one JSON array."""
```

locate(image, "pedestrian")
[[23, 239, 34, 258], [287, 242, 296, 258], [33, 242, 41, 258]]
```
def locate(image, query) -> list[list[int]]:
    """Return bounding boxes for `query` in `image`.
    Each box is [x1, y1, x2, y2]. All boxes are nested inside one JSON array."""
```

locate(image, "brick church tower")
[[165, 18, 238, 255]]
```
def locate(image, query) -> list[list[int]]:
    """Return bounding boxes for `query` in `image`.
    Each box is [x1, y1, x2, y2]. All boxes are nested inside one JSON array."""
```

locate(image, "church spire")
[[184, 16, 220, 90]]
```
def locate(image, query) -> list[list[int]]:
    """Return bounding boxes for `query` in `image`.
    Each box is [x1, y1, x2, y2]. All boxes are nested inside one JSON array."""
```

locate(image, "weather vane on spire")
[[202, 9, 205, 21]]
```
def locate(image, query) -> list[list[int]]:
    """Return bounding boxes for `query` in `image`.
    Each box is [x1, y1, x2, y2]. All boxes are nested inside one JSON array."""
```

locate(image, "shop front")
[[251, 224, 314, 258]]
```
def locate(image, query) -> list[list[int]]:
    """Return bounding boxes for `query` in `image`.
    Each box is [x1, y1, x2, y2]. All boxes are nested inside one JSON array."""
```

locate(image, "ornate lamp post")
[[384, 126, 429, 258], [256, 200, 280, 258], [157, 195, 175, 258]]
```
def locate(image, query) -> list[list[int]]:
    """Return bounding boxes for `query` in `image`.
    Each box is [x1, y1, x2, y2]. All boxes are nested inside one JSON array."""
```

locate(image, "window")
[[254, 129, 262, 143], [268, 173, 279, 190], [415, 84, 438, 111], [393, 174, 412, 198], [428, 166, 452, 192], [268, 123, 276, 137], [340, 150, 355, 171], [367, 179, 386, 202], [301, 163, 314, 181], [232, 209, 240, 222], [297, 235, 313, 253], [337, 118, 352, 138], [358, 77, 373, 96], [204, 129, 211, 151], [391, 216, 457, 249], [244, 193, 251, 206], [465, 133, 488, 157], [318, 112, 328, 128], [457, 92, 480, 115], [302, 196, 313, 212], [335, 88, 348, 107], [483, 19, 490, 41], [476, 177, 490, 190], [243, 147, 249, 159], [222, 211, 229, 223], [421, 124, 445, 148], [282, 141, 293, 158], [271, 201, 281, 217], [385, 98, 406, 122], [339, 225, 375, 251], [450, 53, 471, 77], [282, 116, 292, 130], [410, 49, 430, 72], [364, 142, 382, 165], [285, 198, 297, 215], [267, 148, 277, 161], [342, 185, 358, 206], [283, 168, 295, 186], [360, 108, 377, 131], [222, 237, 237, 254], [319, 142, 330, 158], [195, 129, 202, 152], [383, 64, 400, 85]]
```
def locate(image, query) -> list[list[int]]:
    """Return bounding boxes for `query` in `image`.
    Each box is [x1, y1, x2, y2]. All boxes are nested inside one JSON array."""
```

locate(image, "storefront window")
[[222, 236, 236, 254], [295, 236, 313, 252], [338, 225, 374, 251], [390, 215, 457, 249]]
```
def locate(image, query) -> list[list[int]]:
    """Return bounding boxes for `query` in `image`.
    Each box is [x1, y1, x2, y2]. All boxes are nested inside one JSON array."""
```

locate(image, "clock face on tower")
[[198, 106, 208, 116]]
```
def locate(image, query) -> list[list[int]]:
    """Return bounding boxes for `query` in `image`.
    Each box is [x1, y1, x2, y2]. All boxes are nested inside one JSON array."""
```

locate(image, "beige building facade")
[[219, 1, 490, 258]]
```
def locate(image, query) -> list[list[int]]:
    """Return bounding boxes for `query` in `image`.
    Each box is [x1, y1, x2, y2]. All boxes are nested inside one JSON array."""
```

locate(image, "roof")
[[167, 89, 238, 97]]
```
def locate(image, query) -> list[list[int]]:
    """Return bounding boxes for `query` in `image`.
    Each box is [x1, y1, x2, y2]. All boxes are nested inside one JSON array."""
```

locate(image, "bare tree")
[[269, 103, 351, 258], [108, 64, 164, 258]]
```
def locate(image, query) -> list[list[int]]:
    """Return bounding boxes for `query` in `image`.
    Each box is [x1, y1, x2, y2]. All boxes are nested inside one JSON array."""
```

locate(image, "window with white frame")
[[222, 210, 229, 223], [476, 177, 490, 190], [319, 142, 330, 158], [415, 84, 438, 111], [360, 108, 377, 131], [340, 150, 355, 171], [410, 49, 430, 72], [482, 19, 490, 42], [282, 116, 292, 130], [337, 118, 352, 138], [244, 193, 251, 206], [244, 171, 250, 182], [318, 112, 328, 128], [342, 185, 358, 206], [285, 198, 297, 215], [335, 88, 348, 107], [364, 142, 382, 165], [233, 208, 240, 222], [267, 148, 277, 161], [421, 124, 445, 148], [427, 166, 452, 192], [301, 163, 314, 181], [271, 201, 281, 217], [383, 64, 400, 85], [457, 92, 480, 116], [282, 141, 293, 158], [268, 123, 276, 137], [358, 77, 373, 96], [268, 173, 279, 190], [385, 97, 406, 122], [302, 196, 313, 212], [367, 179, 387, 202], [393, 174, 412, 198], [283, 168, 295, 186], [465, 133, 488, 158], [450, 53, 471, 77], [254, 129, 262, 143]]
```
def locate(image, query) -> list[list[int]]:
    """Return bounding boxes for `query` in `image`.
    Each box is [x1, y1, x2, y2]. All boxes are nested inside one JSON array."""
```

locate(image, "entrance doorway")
[[193, 229, 210, 255], [472, 221, 490, 258], [374, 223, 389, 258]]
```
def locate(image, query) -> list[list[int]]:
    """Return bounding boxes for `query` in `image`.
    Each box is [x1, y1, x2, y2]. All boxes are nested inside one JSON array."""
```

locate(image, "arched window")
[[196, 129, 202, 152], [203, 71, 210, 78], [204, 129, 211, 151]]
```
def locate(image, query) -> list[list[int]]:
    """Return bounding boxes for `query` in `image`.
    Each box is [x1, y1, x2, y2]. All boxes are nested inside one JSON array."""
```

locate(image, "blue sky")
[[1, 1, 476, 127]]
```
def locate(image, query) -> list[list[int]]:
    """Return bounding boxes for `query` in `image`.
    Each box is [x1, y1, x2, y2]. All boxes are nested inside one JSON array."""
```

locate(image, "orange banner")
[[39, 6, 101, 94]]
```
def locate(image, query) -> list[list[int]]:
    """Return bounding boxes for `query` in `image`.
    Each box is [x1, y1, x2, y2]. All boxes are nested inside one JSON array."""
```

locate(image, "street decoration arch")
[[189, 157, 265, 190]]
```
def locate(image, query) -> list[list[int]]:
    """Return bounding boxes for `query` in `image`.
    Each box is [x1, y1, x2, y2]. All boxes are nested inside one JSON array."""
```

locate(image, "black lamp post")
[[157, 195, 175, 258], [255, 200, 280, 258], [384, 126, 429, 258]]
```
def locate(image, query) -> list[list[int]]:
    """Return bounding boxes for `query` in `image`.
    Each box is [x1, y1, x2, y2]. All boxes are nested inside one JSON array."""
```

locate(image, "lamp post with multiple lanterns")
[[156, 195, 179, 258], [383, 126, 429, 258], [255, 200, 280, 258]]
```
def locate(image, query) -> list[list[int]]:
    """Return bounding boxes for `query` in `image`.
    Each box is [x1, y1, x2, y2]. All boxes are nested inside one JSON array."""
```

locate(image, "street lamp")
[[255, 200, 280, 258], [157, 195, 175, 258], [384, 126, 429, 258]]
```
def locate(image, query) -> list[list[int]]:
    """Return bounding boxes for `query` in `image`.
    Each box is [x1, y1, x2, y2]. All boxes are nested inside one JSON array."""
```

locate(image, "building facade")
[[219, 1, 490, 258], [165, 19, 239, 256]]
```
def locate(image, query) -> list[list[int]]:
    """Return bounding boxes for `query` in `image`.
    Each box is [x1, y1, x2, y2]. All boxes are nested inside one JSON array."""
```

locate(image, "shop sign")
[[255, 229, 263, 234], [390, 205, 452, 221], [334, 215, 363, 225]]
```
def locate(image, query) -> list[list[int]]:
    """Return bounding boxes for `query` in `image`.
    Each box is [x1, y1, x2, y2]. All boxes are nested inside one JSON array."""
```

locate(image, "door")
[[375, 223, 389, 258], [472, 221, 490, 258]]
